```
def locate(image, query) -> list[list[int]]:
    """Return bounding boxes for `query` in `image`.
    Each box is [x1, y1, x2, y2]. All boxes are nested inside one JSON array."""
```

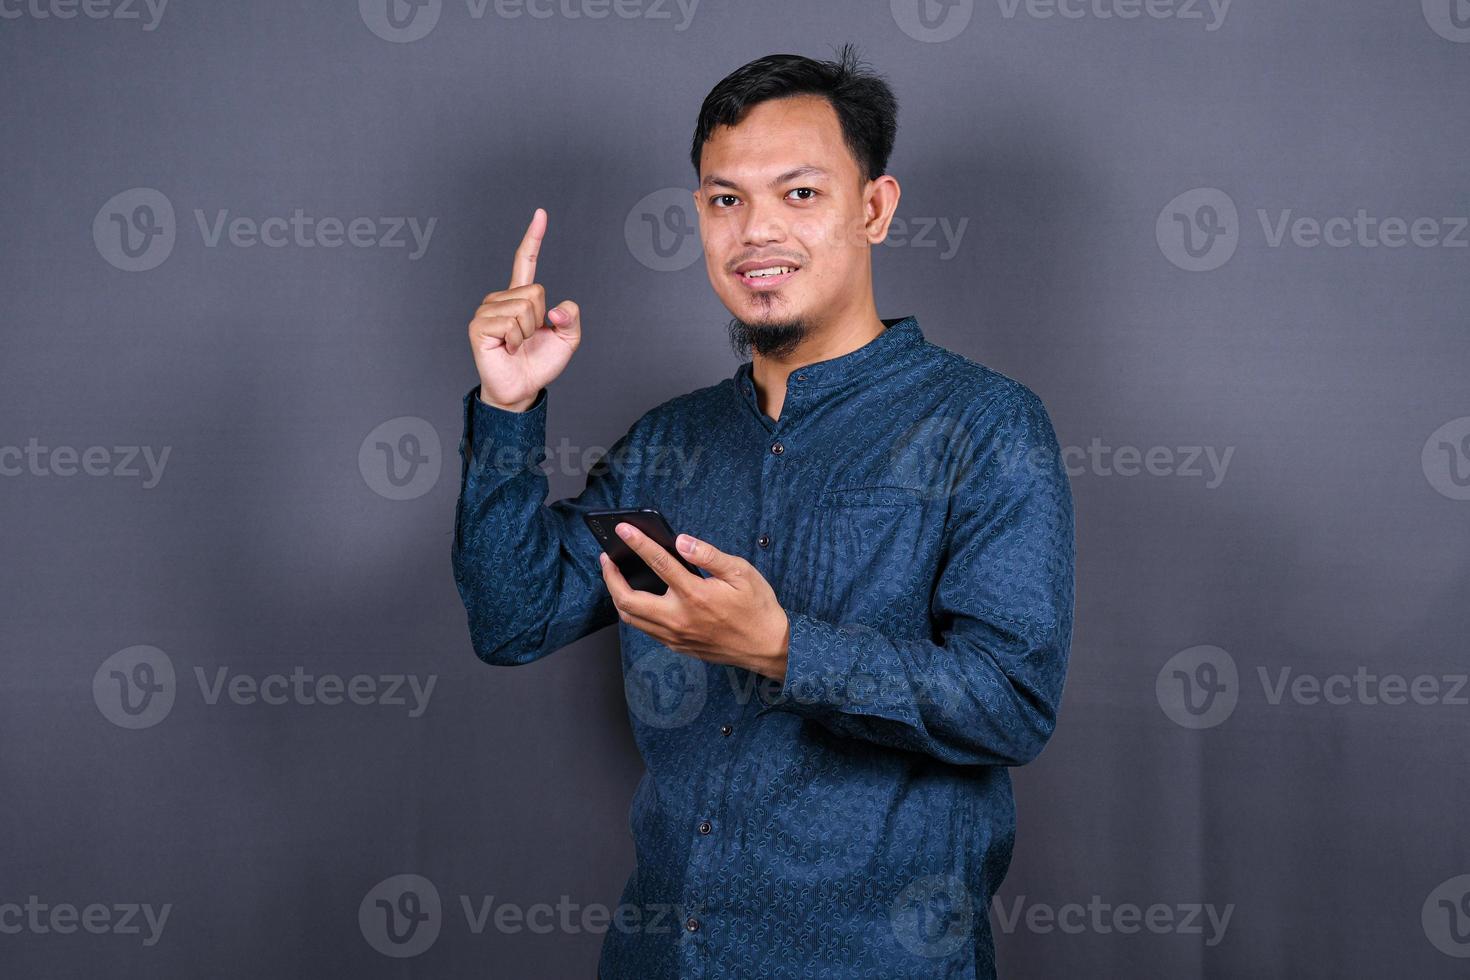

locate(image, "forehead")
[[700, 94, 857, 181]]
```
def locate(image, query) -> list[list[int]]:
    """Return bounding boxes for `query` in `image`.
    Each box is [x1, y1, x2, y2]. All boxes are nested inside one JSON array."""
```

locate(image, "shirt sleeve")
[[757, 387, 1075, 767], [451, 384, 630, 665]]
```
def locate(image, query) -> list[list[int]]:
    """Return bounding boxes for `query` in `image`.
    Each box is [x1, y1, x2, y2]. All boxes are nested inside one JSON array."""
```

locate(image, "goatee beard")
[[727, 314, 811, 360]]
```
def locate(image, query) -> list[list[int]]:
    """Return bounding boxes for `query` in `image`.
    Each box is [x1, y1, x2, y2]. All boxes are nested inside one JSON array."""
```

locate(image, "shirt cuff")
[[458, 384, 548, 482], [755, 612, 911, 723]]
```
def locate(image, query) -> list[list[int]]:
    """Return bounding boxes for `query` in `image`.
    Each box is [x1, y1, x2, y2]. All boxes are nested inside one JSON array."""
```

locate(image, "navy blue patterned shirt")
[[452, 315, 1075, 979]]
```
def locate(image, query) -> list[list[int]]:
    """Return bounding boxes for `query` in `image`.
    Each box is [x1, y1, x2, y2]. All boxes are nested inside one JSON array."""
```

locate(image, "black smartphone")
[[583, 508, 702, 595]]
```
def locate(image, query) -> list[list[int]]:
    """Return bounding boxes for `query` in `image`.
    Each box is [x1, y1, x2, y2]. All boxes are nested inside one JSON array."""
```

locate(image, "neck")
[[750, 302, 886, 421]]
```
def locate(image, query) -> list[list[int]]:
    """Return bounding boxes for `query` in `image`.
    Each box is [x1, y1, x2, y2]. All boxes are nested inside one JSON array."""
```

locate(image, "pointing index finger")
[[509, 207, 547, 290]]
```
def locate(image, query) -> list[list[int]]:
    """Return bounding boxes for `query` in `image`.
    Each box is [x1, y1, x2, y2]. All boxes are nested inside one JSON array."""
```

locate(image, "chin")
[[737, 292, 804, 319]]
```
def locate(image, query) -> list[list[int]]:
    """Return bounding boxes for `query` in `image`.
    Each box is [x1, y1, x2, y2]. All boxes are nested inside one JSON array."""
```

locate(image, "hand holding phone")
[[583, 508, 702, 595]]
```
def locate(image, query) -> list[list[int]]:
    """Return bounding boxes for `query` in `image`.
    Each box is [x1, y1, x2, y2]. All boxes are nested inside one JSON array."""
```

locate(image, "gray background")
[[3, 0, 1469, 976]]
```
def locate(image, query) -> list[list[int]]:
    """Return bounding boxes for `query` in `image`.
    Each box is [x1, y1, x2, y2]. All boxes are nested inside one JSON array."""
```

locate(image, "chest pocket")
[[791, 485, 932, 629]]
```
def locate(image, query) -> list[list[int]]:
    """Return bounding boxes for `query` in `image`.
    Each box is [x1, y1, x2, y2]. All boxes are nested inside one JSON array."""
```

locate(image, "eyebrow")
[[700, 166, 831, 190]]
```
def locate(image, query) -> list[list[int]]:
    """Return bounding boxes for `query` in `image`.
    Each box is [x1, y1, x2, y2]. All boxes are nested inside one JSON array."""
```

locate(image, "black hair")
[[689, 44, 898, 183]]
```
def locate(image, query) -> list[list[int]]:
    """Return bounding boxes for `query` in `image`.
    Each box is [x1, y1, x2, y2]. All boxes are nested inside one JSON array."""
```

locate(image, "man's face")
[[693, 94, 889, 345]]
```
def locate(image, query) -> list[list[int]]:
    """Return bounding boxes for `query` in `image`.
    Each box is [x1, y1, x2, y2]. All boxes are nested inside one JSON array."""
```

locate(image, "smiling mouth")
[[735, 265, 800, 288]]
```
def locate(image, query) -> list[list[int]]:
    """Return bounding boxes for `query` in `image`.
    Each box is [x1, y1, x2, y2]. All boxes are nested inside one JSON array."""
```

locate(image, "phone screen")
[[583, 508, 701, 595]]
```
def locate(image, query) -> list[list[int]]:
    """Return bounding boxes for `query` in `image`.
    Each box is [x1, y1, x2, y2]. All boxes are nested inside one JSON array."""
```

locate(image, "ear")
[[863, 174, 902, 245]]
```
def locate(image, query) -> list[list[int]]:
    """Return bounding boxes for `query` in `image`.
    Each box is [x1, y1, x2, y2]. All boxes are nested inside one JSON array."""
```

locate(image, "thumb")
[[676, 533, 741, 579], [546, 299, 581, 339]]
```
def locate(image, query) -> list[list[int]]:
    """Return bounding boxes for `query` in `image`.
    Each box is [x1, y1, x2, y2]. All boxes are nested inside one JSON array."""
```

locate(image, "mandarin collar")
[[733, 315, 924, 404]]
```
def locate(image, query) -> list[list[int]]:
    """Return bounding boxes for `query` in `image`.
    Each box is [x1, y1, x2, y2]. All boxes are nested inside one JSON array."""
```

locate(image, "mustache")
[[728, 254, 804, 272]]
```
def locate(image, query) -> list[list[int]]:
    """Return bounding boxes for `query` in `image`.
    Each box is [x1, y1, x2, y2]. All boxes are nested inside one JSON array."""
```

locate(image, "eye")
[[710, 194, 739, 208], [787, 187, 818, 201]]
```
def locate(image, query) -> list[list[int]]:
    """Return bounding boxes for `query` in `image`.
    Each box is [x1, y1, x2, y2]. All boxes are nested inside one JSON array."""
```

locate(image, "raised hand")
[[467, 207, 582, 411]]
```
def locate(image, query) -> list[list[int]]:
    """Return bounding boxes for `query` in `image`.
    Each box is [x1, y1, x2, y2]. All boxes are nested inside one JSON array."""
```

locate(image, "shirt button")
[[795, 373, 807, 382], [685, 916, 700, 933], [719, 724, 733, 737], [757, 533, 770, 548], [770, 442, 784, 455], [698, 820, 712, 835]]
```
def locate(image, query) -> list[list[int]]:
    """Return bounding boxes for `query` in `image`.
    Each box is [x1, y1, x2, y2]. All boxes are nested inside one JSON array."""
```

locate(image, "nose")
[[740, 194, 787, 247]]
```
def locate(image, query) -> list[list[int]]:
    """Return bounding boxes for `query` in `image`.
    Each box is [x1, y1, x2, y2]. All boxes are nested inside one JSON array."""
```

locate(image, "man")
[[453, 45, 1074, 979]]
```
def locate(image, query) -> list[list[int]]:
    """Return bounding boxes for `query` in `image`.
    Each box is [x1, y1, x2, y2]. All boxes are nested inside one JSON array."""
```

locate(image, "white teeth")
[[743, 266, 795, 278]]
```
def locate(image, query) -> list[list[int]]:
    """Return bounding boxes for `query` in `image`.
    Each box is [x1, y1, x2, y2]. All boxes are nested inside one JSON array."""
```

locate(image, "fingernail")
[[615, 523, 633, 539], [677, 534, 696, 554], [548, 308, 566, 324]]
